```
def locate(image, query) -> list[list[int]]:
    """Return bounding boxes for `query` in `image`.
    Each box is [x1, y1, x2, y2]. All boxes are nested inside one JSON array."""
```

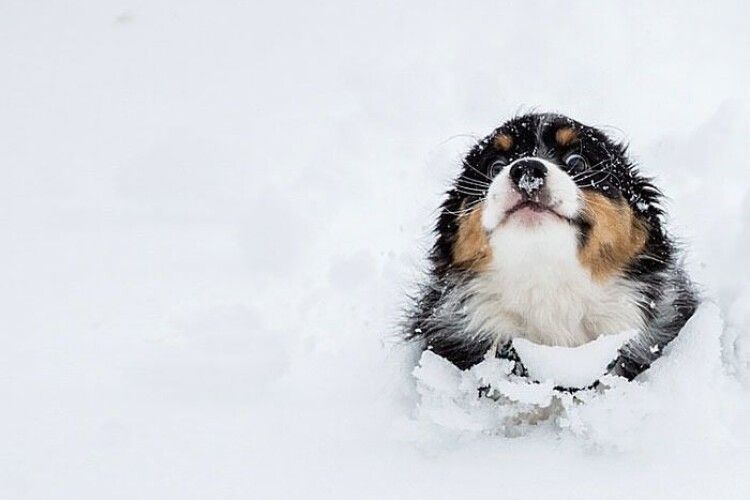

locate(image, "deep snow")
[[511, 330, 637, 388], [2, 1, 750, 498]]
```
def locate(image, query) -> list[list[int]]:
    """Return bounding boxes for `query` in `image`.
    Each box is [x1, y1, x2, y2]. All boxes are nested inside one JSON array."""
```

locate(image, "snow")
[[2, 1, 750, 499], [414, 303, 743, 451], [517, 173, 544, 194], [512, 330, 636, 388]]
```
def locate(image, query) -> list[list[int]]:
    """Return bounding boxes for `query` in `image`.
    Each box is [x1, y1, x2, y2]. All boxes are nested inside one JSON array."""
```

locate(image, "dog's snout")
[[509, 159, 547, 196]]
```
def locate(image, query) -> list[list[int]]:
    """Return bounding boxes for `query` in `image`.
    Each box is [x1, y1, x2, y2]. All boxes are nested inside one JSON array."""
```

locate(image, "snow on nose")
[[517, 174, 544, 195], [509, 159, 548, 197]]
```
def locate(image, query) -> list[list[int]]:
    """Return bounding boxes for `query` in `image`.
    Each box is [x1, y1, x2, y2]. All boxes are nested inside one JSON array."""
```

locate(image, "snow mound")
[[414, 303, 747, 450], [513, 330, 636, 388]]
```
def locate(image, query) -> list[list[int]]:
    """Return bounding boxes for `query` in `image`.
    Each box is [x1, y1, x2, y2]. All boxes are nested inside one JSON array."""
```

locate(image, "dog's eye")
[[490, 159, 507, 175], [563, 153, 588, 174]]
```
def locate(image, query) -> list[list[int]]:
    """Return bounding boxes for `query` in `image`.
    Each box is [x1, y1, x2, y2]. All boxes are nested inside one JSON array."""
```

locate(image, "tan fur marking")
[[555, 127, 578, 147], [579, 192, 647, 282], [452, 203, 491, 270], [493, 133, 513, 151]]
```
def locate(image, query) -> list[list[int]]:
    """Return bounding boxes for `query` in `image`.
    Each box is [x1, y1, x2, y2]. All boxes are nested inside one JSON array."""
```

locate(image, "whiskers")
[[463, 162, 494, 183], [453, 174, 491, 199], [569, 157, 621, 188], [444, 196, 485, 217]]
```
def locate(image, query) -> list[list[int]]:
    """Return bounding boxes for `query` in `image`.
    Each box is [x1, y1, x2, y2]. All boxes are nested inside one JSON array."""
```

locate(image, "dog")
[[406, 112, 697, 382]]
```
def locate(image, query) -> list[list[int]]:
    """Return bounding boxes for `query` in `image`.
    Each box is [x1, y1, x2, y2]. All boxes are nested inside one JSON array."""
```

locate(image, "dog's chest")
[[464, 225, 644, 347]]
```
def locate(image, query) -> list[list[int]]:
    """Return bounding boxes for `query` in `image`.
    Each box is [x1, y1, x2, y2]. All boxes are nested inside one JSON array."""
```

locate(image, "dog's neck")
[[462, 220, 644, 347]]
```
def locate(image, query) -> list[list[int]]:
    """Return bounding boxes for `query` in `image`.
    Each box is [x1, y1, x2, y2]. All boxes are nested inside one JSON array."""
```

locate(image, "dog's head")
[[436, 113, 667, 282]]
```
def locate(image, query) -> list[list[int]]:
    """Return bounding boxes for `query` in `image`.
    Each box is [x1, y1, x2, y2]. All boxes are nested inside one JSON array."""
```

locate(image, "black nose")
[[509, 159, 547, 195]]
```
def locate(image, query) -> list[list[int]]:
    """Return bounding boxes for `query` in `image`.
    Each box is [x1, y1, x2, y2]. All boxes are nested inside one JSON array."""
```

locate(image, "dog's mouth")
[[504, 200, 572, 223]]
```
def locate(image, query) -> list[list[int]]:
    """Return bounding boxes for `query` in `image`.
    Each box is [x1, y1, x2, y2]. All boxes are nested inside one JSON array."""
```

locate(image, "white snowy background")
[[3, 1, 750, 498]]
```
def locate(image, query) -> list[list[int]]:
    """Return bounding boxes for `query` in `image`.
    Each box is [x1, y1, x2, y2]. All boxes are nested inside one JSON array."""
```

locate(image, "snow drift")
[[414, 303, 744, 451], [2, 1, 750, 499]]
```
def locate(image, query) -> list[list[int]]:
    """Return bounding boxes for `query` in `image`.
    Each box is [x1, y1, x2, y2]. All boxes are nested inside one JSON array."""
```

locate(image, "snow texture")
[[415, 304, 738, 445], [2, 1, 750, 499], [512, 330, 637, 388], [517, 173, 545, 194]]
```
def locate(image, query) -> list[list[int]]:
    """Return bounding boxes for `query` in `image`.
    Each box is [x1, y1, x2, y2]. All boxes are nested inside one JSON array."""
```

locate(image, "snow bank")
[[414, 303, 747, 452]]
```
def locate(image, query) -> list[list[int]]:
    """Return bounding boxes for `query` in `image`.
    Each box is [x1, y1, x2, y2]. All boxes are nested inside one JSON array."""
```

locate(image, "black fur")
[[406, 112, 698, 382]]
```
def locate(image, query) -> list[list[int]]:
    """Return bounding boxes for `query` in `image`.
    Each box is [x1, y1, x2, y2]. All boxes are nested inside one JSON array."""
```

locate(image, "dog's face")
[[442, 113, 662, 282]]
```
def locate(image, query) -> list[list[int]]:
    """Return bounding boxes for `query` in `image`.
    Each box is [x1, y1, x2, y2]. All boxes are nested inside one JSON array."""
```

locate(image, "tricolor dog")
[[406, 113, 697, 383]]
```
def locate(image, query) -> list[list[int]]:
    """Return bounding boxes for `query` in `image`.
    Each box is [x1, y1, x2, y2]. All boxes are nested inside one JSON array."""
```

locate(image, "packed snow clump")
[[414, 303, 745, 450], [512, 330, 636, 388]]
